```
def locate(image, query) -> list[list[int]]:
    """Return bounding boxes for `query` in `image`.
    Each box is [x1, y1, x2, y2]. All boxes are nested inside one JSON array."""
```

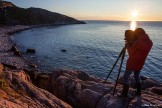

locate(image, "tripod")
[[104, 47, 126, 96]]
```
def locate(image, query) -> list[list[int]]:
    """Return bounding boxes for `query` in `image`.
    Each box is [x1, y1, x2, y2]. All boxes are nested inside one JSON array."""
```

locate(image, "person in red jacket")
[[120, 28, 153, 98]]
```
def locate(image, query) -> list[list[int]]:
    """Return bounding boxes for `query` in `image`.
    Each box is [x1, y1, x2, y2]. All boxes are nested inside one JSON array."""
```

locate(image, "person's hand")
[[125, 41, 133, 48]]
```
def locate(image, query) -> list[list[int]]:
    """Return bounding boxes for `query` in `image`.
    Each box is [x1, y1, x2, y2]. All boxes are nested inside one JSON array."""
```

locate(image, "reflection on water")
[[130, 21, 137, 30]]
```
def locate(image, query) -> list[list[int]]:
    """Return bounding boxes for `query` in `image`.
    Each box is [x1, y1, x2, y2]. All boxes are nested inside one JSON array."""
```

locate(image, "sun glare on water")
[[130, 21, 137, 31], [130, 10, 138, 30]]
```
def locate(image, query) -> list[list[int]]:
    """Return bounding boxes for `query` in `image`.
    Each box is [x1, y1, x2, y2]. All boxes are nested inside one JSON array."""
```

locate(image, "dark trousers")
[[123, 70, 141, 85]]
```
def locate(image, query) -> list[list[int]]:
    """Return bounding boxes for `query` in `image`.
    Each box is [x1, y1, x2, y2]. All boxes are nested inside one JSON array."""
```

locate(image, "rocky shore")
[[0, 64, 72, 108], [0, 26, 162, 108], [0, 25, 31, 69], [32, 70, 162, 108]]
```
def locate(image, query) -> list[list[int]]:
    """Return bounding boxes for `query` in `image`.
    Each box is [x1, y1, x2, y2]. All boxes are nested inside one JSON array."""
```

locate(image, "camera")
[[124, 30, 134, 42]]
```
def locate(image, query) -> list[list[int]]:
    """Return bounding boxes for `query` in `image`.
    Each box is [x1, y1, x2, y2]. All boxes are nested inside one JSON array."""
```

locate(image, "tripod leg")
[[104, 48, 125, 82], [113, 48, 126, 96]]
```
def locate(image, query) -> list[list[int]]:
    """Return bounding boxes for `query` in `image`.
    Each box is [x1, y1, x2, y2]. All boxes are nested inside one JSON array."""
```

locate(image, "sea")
[[11, 21, 162, 82]]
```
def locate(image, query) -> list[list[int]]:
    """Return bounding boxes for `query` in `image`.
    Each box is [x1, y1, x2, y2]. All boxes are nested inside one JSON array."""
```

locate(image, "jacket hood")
[[139, 34, 150, 41]]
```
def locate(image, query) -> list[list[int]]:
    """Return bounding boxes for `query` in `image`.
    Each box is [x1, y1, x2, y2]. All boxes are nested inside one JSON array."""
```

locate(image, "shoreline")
[[1, 25, 162, 82], [0, 25, 32, 69], [0, 24, 67, 70]]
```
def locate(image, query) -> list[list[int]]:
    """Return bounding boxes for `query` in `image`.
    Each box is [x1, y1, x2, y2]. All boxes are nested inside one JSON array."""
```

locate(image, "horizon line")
[[80, 19, 162, 22]]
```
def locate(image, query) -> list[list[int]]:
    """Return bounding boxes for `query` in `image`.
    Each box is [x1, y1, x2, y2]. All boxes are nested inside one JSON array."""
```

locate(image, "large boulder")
[[0, 70, 72, 108]]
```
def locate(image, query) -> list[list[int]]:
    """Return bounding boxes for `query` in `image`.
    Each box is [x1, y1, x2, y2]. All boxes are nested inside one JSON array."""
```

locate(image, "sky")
[[6, 0, 162, 21]]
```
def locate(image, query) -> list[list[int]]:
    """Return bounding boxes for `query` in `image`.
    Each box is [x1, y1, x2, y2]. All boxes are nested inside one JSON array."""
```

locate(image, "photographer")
[[120, 28, 153, 98]]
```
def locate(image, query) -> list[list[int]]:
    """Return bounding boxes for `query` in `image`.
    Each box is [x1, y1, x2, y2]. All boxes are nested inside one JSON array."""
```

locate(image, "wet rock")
[[61, 49, 67, 52], [26, 49, 36, 54]]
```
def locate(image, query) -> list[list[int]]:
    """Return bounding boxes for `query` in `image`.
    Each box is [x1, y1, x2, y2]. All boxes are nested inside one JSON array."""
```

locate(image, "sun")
[[131, 10, 138, 18]]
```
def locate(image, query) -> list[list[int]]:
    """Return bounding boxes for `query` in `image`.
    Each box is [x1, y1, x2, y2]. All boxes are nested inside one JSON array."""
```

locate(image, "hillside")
[[0, 1, 85, 25]]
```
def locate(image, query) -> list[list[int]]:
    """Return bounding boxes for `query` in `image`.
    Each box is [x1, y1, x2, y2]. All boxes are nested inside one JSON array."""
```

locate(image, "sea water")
[[11, 21, 162, 82]]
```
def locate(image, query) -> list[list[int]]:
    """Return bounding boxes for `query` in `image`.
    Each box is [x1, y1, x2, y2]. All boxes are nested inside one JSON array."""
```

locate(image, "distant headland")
[[0, 1, 85, 25]]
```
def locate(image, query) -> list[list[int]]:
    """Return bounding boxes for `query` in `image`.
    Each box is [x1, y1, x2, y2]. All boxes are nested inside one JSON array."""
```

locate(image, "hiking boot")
[[136, 83, 141, 96], [119, 84, 129, 98]]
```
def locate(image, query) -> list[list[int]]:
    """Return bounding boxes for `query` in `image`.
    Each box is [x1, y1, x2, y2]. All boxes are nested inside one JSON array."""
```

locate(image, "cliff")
[[0, 1, 85, 25]]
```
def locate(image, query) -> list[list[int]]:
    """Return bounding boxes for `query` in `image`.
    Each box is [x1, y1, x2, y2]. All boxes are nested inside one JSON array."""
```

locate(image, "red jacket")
[[126, 34, 153, 71]]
